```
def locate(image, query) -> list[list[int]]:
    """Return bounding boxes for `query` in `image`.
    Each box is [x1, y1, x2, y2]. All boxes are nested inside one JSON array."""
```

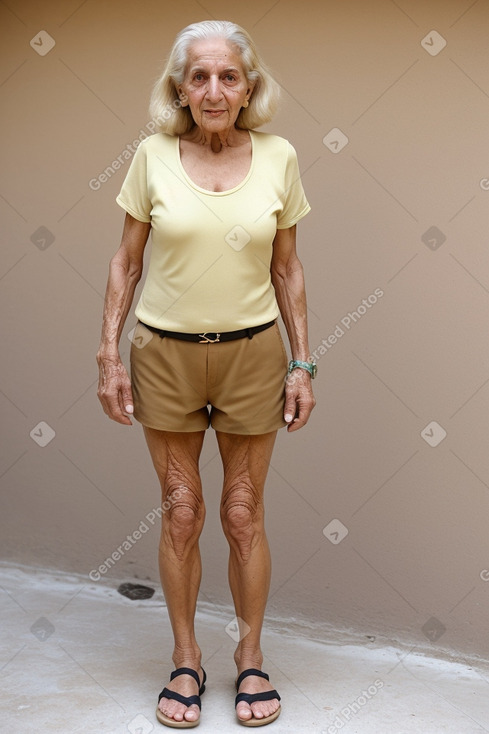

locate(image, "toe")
[[236, 702, 253, 721], [250, 703, 265, 719], [251, 698, 279, 720], [184, 704, 200, 722], [158, 698, 186, 722]]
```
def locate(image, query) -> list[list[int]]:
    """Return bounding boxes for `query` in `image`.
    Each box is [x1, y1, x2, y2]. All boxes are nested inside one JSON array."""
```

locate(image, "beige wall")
[[2, 0, 489, 664]]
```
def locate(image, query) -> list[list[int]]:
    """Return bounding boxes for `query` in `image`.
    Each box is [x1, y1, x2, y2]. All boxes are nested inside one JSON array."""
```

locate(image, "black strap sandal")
[[235, 668, 281, 727], [156, 666, 206, 729]]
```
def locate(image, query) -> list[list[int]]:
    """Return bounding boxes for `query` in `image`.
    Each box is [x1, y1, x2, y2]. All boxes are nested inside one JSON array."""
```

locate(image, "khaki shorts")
[[129, 321, 288, 434]]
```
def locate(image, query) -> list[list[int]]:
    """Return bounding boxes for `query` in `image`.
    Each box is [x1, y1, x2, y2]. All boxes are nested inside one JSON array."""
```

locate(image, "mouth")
[[203, 109, 226, 116]]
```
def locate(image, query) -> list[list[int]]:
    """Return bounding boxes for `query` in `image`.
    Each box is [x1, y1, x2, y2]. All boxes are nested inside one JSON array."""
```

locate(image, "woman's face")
[[179, 37, 253, 134]]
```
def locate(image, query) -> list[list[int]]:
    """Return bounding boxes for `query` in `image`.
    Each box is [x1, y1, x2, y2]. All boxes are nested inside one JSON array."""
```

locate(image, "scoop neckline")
[[176, 130, 255, 196]]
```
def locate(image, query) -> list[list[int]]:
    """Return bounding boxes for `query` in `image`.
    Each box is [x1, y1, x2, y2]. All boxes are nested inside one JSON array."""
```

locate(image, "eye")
[[224, 73, 236, 82], [193, 72, 205, 82]]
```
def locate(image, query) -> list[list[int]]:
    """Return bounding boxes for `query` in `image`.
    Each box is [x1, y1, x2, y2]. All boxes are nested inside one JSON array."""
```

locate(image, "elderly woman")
[[97, 20, 316, 728]]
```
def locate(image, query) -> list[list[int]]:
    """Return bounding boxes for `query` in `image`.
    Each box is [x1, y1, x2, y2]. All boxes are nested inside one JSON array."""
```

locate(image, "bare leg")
[[143, 427, 206, 725], [216, 430, 281, 724]]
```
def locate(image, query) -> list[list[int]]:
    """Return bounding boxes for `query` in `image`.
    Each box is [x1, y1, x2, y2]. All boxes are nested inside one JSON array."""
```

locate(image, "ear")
[[245, 80, 256, 103], [177, 88, 189, 107]]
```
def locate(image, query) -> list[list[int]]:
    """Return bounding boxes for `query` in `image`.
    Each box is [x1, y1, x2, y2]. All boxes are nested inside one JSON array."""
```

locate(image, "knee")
[[221, 482, 262, 560], [164, 480, 204, 559]]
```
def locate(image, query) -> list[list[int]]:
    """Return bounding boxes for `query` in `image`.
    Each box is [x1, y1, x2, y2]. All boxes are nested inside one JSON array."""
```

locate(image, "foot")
[[157, 667, 205, 725], [235, 669, 281, 724]]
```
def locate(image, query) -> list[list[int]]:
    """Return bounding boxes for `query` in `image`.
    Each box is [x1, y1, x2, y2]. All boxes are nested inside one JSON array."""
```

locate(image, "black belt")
[[140, 320, 276, 343]]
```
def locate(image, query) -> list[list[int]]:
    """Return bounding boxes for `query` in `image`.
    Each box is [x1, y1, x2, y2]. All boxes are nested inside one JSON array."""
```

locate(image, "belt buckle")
[[199, 332, 221, 343]]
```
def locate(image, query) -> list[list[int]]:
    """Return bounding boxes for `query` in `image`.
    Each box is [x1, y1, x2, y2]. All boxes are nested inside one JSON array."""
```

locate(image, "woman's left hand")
[[283, 368, 316, 432]]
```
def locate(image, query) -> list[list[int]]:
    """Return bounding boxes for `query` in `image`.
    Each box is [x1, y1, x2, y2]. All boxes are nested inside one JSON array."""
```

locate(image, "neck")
[[187, 125, 244, 152]]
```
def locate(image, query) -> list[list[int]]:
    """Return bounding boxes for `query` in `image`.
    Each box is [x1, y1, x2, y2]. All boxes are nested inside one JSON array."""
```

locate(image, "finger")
[[283, 389, 297, 425], [109, 397, 133, 425], [113, 407, 133, 425], [119, 385, 134, 421], [100, 388, 132, 425], [284, 409, 295, 424], [287, 413, 303, 432], [115, 391, 133, 425], [286, 397, 315, 432], [287, 412, 308, 431]]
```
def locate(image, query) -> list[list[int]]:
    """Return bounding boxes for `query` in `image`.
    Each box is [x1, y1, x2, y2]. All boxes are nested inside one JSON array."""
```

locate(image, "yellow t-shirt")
[[116, 130, 311, 331]]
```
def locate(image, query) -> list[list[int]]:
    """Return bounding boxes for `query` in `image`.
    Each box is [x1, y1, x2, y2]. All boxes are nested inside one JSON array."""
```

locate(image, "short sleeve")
[[276, 142, 311, 229], [116, 140, 152, 222]]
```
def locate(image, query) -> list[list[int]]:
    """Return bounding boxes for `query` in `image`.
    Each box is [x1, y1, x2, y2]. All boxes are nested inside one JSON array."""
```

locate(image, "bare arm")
[[271, 225, 315, 432], [96, 213, 151, 425]]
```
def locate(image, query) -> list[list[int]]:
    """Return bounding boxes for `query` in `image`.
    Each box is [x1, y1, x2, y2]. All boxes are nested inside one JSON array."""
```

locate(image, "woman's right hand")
[[96, 353, 134, 425]]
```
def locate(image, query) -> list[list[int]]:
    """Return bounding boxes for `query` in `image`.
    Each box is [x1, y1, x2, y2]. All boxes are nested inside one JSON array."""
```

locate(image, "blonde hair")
[[149, 20, 280, 134]]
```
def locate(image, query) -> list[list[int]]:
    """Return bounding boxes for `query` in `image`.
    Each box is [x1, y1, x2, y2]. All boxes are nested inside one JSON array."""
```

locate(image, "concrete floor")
[[1, 564, 488, 734]]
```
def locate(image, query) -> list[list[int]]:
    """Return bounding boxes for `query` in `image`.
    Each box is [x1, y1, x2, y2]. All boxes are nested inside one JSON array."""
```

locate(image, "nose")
[[206, 74, 223, 102]]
